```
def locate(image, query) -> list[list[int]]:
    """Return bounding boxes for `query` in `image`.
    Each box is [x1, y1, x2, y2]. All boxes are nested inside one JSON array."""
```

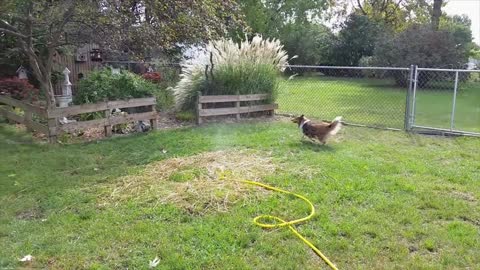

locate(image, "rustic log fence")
[[197, 93, 277, 124], [0, 95, 157, 143]]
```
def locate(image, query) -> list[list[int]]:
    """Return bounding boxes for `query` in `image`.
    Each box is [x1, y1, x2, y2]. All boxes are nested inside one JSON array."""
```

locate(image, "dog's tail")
[[329, 116, 342, 135]]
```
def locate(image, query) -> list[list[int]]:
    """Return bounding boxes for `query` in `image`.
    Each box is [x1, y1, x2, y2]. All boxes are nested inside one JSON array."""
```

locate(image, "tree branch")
[[381, 0, 388, 13], [0, 27, 28, 38], [0, 19, 30, 38], [356, 0, 367, 15]]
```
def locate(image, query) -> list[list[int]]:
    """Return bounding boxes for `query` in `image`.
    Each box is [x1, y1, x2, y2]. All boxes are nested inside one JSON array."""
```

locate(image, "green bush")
[[74, 68, 157, 105]]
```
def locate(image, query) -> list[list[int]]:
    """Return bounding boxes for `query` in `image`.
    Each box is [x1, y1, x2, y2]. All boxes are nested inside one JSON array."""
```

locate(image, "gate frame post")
[[404, 65, 416, 131], [450, 71, 459, 131]]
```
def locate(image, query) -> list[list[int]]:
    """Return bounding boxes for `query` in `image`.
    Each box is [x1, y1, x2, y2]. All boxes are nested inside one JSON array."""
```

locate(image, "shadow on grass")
[[297, 139, 335, 152]]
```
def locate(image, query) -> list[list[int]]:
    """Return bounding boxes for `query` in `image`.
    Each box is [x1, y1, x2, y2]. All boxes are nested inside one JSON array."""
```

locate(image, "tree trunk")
[[24, 48, 56, 108], [39, 77, 56, 108], [431, 0, 443, 31]]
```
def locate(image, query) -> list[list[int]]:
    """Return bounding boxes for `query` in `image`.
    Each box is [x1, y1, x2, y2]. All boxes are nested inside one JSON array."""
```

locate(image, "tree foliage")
[[279, 23, 335, 66], [236, 0, 330, 37], [335, 0, 435, 32], [0, 0, 242, 107], [374, 25, 467, 68], [332, 14, 382, 66], [373, 25, 469, 86]]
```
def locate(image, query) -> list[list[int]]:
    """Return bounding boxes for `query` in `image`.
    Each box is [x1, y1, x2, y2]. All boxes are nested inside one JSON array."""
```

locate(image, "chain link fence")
[[277, 65, 411, 130], [411, 68, 480, 135], [277, 65, 479, 136], [56, 60, 478, 136]]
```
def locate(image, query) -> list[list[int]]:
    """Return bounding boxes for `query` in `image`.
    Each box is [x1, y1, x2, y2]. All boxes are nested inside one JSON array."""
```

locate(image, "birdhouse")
[[90, 49, 102, 62], [16, 66, 28, 80], [75, 52, 87, 62]]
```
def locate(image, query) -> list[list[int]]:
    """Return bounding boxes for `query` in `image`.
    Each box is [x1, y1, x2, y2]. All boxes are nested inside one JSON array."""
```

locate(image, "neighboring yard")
[[277, 77, 480, 132], [1, 120, 479, 269]]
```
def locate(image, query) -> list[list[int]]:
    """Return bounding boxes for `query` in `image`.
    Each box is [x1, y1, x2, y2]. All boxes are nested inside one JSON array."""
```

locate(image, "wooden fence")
[[0, 95, 157, 143], [197, 93, 277, 124], [0, 95, 49, 135]]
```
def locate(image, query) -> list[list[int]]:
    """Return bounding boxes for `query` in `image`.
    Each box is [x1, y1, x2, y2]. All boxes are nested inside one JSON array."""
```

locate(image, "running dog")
[[292, 115, 342, 144]]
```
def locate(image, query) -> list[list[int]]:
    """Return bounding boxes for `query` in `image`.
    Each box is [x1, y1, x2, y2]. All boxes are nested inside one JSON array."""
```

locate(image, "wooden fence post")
[[197, 92, 202, 125], [104, 105, 112, 137], [235, 94, 241, 121], [24, 110, 33, 132], [47, 110, 57, 144], [150, 105, 158, 130]]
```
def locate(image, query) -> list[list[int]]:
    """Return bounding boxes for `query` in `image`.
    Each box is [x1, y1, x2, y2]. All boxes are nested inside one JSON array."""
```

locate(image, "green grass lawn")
[[1, 121, 479, 269], [277, 76, 480, 132]]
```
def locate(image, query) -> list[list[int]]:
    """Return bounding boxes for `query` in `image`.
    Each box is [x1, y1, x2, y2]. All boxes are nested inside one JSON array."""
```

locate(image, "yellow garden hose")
[[240, 180, 338, 270]]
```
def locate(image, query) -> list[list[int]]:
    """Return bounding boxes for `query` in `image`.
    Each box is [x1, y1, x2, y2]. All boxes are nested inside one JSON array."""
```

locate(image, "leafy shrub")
[[74, 69, 157, 104], [173, 35, 290, 111], [0, 77, 39, 101]]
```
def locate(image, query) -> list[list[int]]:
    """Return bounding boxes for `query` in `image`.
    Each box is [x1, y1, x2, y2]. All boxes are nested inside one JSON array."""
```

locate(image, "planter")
[[55, 95, 73, 108]]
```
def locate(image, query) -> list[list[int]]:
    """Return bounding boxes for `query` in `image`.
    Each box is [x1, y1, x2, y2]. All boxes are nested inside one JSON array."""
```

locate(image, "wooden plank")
[[109, 111, 157, 126], [0, 107, 25, 124], [47, 98, 156, 118], [107, 97, 156, 109], [199, 104, 278, 117], [199, 107, 240, 117], [0, 95, 47, 118], [48, 102, 107, 118], [240, 104, 278, 114], [59, 118, 107, 132], [199, 94, 269, 103], [0, 107, 48, 134]]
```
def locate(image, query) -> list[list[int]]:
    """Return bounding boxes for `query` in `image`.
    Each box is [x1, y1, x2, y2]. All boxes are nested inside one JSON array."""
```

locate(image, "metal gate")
[[407, 66, 480, 137]]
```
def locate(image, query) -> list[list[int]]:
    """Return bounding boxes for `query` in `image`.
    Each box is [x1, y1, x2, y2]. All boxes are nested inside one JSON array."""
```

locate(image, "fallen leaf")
[[149, 256, 160, 268], [19, 255, 34, 262]]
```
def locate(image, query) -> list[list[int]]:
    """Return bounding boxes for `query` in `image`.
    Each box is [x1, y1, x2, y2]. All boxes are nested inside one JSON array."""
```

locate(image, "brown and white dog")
[[292, 115, 342, 144]]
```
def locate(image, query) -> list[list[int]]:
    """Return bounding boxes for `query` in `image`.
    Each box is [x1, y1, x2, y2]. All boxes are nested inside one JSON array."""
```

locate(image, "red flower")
[[142, 72, 162, 83]]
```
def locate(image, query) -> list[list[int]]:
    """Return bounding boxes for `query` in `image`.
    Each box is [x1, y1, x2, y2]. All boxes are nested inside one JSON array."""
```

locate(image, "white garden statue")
[[56, 67, 73, 108], [62, 67, 72, 96]]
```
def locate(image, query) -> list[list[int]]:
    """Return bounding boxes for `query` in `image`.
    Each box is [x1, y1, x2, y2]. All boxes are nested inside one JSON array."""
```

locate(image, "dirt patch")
[[16, 208, 44, 220], [450, 191, 477, 202], [101, 150, 278, 215]]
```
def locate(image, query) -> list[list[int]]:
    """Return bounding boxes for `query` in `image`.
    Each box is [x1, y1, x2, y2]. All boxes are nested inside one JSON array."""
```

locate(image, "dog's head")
[[291, 114, 306, 126]]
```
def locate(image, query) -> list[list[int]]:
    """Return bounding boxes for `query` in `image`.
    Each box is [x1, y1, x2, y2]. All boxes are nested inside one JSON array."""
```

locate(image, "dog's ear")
[[300, 114, 304, 118]]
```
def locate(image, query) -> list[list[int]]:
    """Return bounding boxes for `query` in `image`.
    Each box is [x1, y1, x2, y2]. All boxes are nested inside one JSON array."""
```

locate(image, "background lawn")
[[0, 121, 479, 269], [277, 76, 480, 133]]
